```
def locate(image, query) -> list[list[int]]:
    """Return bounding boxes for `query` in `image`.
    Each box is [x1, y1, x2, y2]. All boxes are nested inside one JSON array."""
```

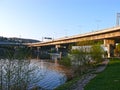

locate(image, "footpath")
[[71, 59, 109, 90]]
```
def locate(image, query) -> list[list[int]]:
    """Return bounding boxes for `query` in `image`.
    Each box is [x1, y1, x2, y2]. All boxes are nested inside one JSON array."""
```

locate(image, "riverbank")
[[85, 58, 120, 90], [72, 59, 109, 90], [55, 59, 109, 90]]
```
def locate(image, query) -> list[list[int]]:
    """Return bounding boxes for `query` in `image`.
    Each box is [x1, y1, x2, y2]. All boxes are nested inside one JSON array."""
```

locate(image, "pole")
[[116, 13, 120, 26]]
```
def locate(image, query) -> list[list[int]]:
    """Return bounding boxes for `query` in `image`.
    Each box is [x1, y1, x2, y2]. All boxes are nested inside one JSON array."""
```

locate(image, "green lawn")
[[85, 58, 120, 90]]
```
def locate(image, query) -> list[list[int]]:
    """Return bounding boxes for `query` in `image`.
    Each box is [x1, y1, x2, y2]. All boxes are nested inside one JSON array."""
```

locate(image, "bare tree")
[[0, 59, 46, 90], [0, 47, 45, 90]]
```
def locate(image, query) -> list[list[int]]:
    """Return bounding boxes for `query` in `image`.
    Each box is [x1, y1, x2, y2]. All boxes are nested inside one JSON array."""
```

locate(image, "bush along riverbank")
[[55, 44, 106, 90], [55, 59, 109, 90]]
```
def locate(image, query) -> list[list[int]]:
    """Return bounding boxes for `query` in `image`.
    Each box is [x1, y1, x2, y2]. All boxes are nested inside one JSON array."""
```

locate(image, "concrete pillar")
[[37, 47, 40, 59], [104, 39, 115, 57], [55, 45, 60, 52], [59, 52, 62, 60], [107, 44, 112, 58], [29, 46, 32, 59]]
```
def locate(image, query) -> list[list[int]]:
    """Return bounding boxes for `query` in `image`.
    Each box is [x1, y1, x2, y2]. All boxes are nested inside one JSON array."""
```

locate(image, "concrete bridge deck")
[[27, 26, 120, 47]]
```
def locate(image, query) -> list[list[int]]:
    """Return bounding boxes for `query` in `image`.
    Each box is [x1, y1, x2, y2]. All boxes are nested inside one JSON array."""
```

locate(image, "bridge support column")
[[29, 46, 33, 59], [104, 39, 115, 58], [37, 47, 40, 59], [55, 45, 60, 52]]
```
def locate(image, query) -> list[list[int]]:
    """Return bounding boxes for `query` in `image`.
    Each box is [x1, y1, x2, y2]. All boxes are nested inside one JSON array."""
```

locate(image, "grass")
[[55, 66, 95, 90], [85, 58, 120, 90], [55, 77, 81, 90]]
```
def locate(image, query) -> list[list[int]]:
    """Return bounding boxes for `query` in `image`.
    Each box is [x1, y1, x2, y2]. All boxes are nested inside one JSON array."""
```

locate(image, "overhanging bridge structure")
[[27, 26, 120, 57]]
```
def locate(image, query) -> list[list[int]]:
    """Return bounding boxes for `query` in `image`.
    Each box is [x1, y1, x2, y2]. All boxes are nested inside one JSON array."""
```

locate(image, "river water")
[[0, 59, 68, 90], [30, 60, 67, 90]]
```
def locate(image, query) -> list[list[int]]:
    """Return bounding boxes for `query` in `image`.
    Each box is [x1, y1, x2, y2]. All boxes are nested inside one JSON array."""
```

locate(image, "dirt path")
[[71, 59, 109, 90]]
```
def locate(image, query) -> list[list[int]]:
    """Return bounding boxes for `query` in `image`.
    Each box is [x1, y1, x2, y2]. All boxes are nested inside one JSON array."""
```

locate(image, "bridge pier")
[[104, 39, 115, 58], [55, 44, 70, 57], [55, 45, 61, 52], [36, 47, 40, 59]]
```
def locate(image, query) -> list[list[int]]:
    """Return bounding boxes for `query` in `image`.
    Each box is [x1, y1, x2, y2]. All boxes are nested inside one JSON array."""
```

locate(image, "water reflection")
[[31, 60, 67, 90], [0, 59, 67, 90]]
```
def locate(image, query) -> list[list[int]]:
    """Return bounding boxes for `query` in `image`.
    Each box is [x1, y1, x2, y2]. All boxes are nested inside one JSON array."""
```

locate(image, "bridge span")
[[27, 26, 120, 57]]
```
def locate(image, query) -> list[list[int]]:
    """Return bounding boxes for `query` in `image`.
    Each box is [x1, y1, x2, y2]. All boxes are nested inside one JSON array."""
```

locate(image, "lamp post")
[[96, 20, 101, 30], [116, 13, 120, 26]]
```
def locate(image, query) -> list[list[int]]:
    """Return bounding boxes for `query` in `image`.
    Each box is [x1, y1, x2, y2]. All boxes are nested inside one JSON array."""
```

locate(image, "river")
[[0, 59, 71, 90]]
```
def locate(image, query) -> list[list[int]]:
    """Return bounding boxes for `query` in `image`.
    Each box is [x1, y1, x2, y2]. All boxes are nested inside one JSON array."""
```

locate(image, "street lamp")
[[116, 13, 120, 26], [96, 20, 101, 30]]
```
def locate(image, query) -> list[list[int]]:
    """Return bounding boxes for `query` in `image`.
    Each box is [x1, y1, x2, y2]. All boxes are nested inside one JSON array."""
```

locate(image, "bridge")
[[27, 26, 120, 57], [0, 42, 24, 46]]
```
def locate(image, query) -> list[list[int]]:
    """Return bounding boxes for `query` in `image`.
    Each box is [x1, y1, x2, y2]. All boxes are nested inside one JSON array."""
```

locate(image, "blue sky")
[[0, 0, 120, 40]]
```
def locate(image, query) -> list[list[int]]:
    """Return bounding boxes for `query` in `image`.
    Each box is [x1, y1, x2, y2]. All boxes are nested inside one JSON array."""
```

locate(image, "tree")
[[0, 46, 44, 90], [69, 46, 91, 75], [59, 41, 104, 76], [0, 59, 44, 90], [59, 56, 72, 67], [90, 44, 104, 64]]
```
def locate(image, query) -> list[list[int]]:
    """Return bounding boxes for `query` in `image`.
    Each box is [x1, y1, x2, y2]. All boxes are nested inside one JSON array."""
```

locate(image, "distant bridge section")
[[0, 42, 25, 46]]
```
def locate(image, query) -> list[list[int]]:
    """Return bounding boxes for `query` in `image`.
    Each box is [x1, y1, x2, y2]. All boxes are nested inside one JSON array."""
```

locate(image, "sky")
[[0, 0, 120, 41]]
